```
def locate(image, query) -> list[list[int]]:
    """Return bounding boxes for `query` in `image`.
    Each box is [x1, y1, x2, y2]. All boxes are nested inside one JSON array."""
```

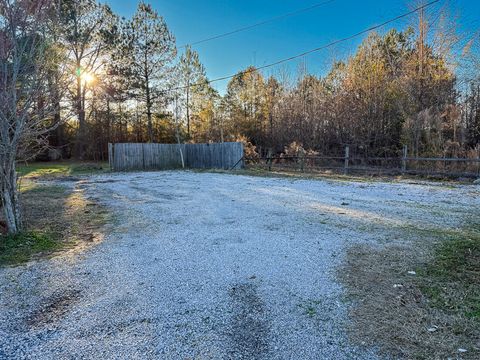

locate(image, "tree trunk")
[[146, 82, 153, 143], [186, 84, 190, 137], [75, 70, 86, 159], [1, 160, 21, 234]]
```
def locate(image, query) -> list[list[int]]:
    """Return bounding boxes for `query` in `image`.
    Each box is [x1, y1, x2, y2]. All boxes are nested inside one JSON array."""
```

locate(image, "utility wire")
[[167, 0, 440, 94], [178, 0, 337, 49]]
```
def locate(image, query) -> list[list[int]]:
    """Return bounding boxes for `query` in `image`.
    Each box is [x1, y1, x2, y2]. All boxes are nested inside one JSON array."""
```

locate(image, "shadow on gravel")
[[228, 282, 270, 359]]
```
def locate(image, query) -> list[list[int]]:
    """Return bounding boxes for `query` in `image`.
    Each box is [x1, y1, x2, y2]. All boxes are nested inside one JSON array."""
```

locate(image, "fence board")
[[110, 142, 243, 171]]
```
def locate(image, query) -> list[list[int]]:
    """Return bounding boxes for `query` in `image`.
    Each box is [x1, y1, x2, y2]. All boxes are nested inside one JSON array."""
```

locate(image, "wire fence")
[[244, 145, 480, 178]]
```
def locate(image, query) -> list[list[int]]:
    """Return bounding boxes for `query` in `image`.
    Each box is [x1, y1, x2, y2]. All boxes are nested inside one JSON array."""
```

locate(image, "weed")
[[299, 300, 322, 318]]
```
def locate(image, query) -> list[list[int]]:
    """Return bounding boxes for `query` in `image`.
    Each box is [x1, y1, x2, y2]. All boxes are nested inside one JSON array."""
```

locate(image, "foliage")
[[177, 46, 213, 138], [283, 142, 305, 157], [3, 0, 480, 235], [15, 0, 478, 164], [0, 231, 60, 266], [234, 135, 259, 161], [0, 0, 64, 233], [224, 67, 268, 145], [120, 1, 176, 142], [59, 0, 118, 158]]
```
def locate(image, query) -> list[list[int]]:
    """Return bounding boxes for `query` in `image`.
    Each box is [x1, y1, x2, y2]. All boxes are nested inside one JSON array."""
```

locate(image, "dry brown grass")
[[22, 180, 111, 248], [339, 225, 480, 359], [0, 180, 111, 265]]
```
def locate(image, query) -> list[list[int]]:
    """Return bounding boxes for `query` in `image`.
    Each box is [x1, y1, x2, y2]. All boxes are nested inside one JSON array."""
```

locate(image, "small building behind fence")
[[109, 142, 244, 172]]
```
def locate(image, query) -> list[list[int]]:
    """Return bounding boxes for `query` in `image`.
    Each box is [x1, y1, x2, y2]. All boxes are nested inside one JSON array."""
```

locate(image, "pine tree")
[[177, 46, 208, 137], [122, 2, 176, 142]]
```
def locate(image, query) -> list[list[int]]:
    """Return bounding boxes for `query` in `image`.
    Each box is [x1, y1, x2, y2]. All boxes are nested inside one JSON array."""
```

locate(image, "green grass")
[[0, 231, 61, 266], [16, 161, 109, 179], [1, 173, 111, 266], [339, 217, 480, 359], [417, 227, 480, 320], [386, 220, 480, 321]]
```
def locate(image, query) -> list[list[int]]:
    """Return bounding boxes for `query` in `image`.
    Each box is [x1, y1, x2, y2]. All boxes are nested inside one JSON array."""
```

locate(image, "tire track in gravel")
[[227, 282, 270, 359]]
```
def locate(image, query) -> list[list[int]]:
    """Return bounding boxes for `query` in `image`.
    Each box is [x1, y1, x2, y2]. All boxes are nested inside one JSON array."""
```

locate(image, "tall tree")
[[177, 45, 207, 137], [122, 2, 176, 142], [224, 67, 267, 144], [59, 0, 117, 158]]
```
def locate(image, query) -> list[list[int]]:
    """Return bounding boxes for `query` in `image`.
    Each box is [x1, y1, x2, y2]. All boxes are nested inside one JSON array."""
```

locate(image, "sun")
[[81, 71, 95, 84]]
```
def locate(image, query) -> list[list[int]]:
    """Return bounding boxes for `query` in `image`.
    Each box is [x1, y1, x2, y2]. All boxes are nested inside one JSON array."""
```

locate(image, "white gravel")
[[1, 171, 478, 359]]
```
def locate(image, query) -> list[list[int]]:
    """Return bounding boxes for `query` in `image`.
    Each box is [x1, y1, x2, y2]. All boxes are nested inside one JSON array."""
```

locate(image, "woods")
[[1, 0, 479, 232], [5, 0, 478, 160]]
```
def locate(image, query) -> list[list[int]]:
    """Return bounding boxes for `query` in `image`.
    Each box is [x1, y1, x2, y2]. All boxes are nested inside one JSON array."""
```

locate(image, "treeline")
[[25, 0, 480, 160]]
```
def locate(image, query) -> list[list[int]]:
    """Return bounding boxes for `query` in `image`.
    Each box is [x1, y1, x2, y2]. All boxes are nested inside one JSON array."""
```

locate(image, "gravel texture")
[[1, 171, 477, 359]]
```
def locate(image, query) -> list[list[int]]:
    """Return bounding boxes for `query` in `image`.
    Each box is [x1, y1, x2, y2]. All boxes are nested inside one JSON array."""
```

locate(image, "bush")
[[235, 135, 259, 162], [283, 141, 304, 157]]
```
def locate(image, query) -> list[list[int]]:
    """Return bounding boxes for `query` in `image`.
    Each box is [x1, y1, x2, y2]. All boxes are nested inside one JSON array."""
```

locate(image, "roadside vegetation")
[[340, 221, 480, 359], [16, 162, 109, 179], [0, 162, 110, 266]]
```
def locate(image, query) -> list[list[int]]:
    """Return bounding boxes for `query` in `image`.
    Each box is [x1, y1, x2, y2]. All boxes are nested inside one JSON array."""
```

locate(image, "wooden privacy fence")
[[109, 142, 244, 171]]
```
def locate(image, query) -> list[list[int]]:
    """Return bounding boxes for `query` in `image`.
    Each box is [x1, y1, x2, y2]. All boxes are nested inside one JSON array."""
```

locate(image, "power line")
[[167, 0, 440, 94], [178, 0, 337, 49]]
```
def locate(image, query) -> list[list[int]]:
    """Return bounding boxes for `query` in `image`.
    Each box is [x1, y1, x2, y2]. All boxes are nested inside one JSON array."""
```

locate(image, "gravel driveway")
[[1, 171, 477, 359]]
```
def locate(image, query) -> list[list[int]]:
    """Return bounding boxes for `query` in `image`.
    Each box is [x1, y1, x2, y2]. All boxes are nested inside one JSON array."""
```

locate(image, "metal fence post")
[[401, 145, 408, 174], [344, 146, 349, 175]]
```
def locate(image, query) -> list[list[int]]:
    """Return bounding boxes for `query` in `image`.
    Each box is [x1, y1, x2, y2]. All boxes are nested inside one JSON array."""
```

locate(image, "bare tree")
[[0, 0, 61, 233]]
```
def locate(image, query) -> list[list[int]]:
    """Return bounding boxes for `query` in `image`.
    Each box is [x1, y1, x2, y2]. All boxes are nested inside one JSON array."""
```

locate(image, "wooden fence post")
[[267, 148, 272, 171], [108, 143, 113, 171], [402, 145, 408, 174], [299, 148, 305, 172], [477, 144, 480, 177], [344, 146, 349, 175]]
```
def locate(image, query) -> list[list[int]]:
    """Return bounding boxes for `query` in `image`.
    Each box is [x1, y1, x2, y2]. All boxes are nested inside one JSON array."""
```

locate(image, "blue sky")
[[105, 1, 480, 93]]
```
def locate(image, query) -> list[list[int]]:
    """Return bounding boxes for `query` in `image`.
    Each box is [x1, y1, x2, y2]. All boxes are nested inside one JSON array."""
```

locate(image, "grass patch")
[[339, 222, 480, 359], [0, 180, 111, 266], [0, 231, 61, 266], [17, 161, 109, 179], [418, 231, 480, 320]]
